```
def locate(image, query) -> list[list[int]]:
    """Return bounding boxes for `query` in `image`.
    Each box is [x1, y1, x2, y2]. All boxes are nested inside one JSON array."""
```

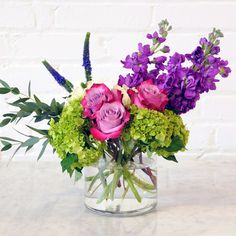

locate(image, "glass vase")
[[84, 153, 157, 216]]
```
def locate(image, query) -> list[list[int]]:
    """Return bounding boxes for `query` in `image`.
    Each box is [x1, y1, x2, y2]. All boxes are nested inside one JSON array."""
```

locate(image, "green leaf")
[[3, 113, 16, 118], [25, 145, 34, 153], [50, 98, 57, 113], [18, 102, 38, 112], [1, 140, 11, 146], [10, 98, 29, 105], [1, 143, 12, 151], [0, 136, 21, 142], [11, 144, 23, 159], [26, 125, 48, 136], [163, 155, 178, 163], [16, 110, 32, 118], [37, 139, 49, 160], [163, 136, 185, 152], [34, 114, 49, 122], [28, 81, 31, 97], [21, 137, 40, 147], [60, 153, 78, 176], [34, 95, 50, 111], [0, 118, 11, 127], [0, 87, 11, 94], [11, 87, 20, 95], [0, 79, 10, 89], [13, 128, 32, 137]]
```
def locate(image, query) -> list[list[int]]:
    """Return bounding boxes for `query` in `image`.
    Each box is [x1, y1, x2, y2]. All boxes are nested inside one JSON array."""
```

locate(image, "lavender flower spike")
[[42, 60, 73, 93], [82, 32, 92, 84]]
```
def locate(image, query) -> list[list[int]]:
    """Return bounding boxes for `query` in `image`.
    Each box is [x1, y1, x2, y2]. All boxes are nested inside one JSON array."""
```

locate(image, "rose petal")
[[90, 127, 122, 141]]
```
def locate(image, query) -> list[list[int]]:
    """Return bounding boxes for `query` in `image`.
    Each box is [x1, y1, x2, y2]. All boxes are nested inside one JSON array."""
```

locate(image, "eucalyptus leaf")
[[1, 140, 11, 146], [21, 137, 40, 147], [25, 145, 34, 153], [0, 88, 11, 94], [0, 136, 21, 142], [34, 95, 50, 111], [16, 110, 32, 118], [3, 113, 16, 118], [1, 144, 12, 151], [0, 79, 10, 88], [0, 118, 11, 127], [11, 144, 23, 159], [11, 87, 20, 95], [37, 139, 49, 160], [26, 125, 48, 136], [10, 98, 29, 105]]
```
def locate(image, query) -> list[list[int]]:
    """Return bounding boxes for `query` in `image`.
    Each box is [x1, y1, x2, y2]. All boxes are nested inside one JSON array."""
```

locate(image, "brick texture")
[[0, 0, 236, 160]]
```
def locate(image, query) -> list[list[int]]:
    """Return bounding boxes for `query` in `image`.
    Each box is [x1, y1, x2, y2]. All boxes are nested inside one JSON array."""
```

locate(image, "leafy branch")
[[0, 79, 65, 160]]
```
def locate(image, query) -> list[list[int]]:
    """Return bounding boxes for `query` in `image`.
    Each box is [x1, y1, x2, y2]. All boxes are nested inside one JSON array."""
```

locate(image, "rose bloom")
[[90, 101, 130, 141], [81, 83, 114, 119], [128, 80, 168, 111]]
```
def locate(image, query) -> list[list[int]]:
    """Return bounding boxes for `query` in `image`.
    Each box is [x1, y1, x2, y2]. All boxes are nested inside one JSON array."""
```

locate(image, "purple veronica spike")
[[42, 60, 66, 86]]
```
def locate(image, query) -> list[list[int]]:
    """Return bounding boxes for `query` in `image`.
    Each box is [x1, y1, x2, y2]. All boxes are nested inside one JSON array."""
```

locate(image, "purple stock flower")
[[118, 29, 231, 113], [186, 46, 204, 65], [166, 53, 185, 72], [218, 60, 231, 78], [138, 43, 152, 57], [121, 50, 149, 74], [118, 74, 144, 88], [146, 31, 166, 43]]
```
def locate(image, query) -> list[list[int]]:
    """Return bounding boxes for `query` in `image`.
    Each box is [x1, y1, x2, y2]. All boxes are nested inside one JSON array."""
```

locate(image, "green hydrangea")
[[124, 106, 189, 158], [49, 98, 103, 169]]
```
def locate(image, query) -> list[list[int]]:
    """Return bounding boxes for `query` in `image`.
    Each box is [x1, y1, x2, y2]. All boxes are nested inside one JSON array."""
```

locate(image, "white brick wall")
[[0, 0, 236, 161]]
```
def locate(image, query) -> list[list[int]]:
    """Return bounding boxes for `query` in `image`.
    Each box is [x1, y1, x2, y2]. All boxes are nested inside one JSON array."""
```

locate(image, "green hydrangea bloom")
[[124, 106, 189, 158], [49, 98, 103, 168]]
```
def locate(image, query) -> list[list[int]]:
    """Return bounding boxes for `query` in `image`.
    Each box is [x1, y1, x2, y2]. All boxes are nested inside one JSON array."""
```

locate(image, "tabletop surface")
[[0, 159, 235, 236]]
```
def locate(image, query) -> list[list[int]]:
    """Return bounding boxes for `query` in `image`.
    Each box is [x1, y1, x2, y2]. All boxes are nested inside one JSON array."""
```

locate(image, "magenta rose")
[[128, 80, 168, 111], [90, 101, 130, 141], [81, 84, 114, 119]]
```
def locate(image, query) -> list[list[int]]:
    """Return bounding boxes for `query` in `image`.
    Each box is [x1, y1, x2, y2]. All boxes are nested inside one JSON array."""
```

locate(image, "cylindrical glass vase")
[[84, 153, 157, 216]]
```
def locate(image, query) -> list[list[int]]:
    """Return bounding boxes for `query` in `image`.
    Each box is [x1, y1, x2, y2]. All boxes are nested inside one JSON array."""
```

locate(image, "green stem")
[[123, 169, 142, 203], [87, 172, 102, 192], [96, 183, 112, 204], [110, 167, 123, 200], [130, 173, 156, 191]]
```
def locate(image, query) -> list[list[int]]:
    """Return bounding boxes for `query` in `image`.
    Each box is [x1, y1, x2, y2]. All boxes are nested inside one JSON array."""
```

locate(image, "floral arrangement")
[[0, 20, 231, 207]]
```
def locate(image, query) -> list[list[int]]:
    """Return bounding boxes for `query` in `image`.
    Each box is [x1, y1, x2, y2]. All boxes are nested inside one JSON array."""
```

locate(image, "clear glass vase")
[[84, 153, 157, 216]]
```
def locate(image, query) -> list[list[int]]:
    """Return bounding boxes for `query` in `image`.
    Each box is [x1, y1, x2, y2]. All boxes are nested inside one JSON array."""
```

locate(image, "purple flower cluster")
[[118, 31, 169, 88], [118, 26, 231, 114], [158, 37, 231, 114]]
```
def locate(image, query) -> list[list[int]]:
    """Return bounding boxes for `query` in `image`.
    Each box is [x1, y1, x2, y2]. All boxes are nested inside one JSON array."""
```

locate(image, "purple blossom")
[[118, 74, 143, 88], [117, 28, 231, 114], [166, 53, 185, 72], [146, 31, 166, 43], [185, 46, 204, 66]]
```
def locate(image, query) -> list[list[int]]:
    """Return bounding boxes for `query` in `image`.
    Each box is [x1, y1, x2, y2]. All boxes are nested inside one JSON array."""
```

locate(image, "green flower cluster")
[[49, 98, 103, 169], [125, 106, 189, 158]]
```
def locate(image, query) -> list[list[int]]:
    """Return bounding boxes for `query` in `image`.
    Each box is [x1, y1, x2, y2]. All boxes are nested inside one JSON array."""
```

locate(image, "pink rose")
[[81, 84, 114, 118], [90, 101, 130, 141], [128, 80, 168, 111]]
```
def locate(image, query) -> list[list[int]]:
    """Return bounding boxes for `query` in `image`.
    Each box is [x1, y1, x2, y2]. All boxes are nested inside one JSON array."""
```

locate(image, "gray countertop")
[[0, 159, 236, 236]]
